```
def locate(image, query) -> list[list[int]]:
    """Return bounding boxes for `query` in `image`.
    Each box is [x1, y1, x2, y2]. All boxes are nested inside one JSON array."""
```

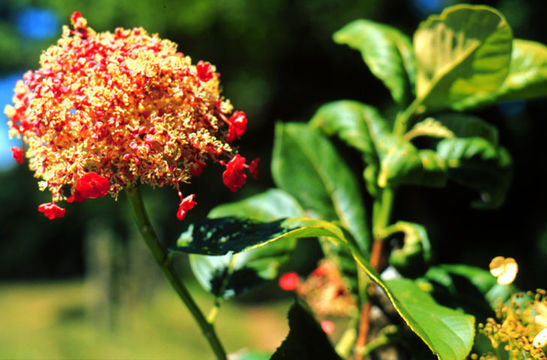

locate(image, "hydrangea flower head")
[[5, 12, 257, 219]]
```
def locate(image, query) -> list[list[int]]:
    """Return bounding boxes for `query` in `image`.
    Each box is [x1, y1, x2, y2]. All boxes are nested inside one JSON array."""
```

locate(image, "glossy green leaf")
[[414, 5, 513, 112], [434, 113, 499, 144], [175, 217, 475, 359], [271, 302, 341, 360], [334, 19, 416, 104], [383, 279, 475, 360], [496, 39, 547, 101], [175, 217, 345, 256], [272, 122, 370, 253], [405, 117, 454, 141], [377, 137, 447, 188], [384, 221, 432, 278], [436, 137, 512, 208], [309, 100, 386, 155], [309, 100, 389, 196], [208, 189, 305, 220], [424, 264, 518, 320], [189, 190, 303, 299]]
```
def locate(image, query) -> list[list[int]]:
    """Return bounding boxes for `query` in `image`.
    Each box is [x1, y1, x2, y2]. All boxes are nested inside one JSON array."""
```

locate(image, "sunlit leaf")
[[434, 113, 499, 144], [272, 122, 371, 253], [208, 189, 305, 220], [174, 217, 475, 359], [310, 100, 386, 156], [189, 190, 303, 299], [414, 5, 513, 111], [334, 19, 416, 104], [377, 136, 447, 188], [496, 39, 547, 101], [436, 137, 512, 208], [383, 279, 475, 360], [309, 100, 389, 196], [405, 117, 454, 141], [424, 264, 519, 319], [384, 221, 432, 278]]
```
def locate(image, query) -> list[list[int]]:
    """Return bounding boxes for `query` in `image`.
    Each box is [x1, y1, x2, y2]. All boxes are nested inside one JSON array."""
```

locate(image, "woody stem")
[[126, 186, 227, 360]]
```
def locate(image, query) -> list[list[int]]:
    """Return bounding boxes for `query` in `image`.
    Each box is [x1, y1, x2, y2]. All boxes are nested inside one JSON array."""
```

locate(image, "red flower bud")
[[38, 202, 66, 220], [177, 194, 197, 220], [226, 111, 247, 142], [279, 272, 299, 291], [11, 146, 24, 164], [222, 154, 247, 192], [249, 158, 259, 179], [320, 320, 335, 334], [70, 11, 82, 25], [74, 172, 110, 200], [196, 61, 213, 82]]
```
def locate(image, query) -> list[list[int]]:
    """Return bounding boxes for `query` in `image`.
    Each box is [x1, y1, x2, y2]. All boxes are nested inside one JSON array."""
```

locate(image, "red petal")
[[38, 202, 66, 220], [177, 194, 197, 220], [10, 146, 24, 164], [75, 172, 110, 199], [71, 11, 82, 25], [249, 158, 259, 179], [279, 272, 299, 291], [196, 61, 213, 82], [222, 155, 247, 192]]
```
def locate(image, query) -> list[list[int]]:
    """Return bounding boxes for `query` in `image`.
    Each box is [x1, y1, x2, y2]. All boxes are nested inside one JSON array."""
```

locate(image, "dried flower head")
[[5, 12, 257, 219], [297, 260, 356, 317]]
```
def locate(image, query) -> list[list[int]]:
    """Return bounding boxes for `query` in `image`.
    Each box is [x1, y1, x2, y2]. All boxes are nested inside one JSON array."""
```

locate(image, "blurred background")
[[0, 0, 546, 358]]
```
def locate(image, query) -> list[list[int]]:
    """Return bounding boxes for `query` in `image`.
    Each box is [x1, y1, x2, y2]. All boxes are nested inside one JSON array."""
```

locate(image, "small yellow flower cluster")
[[474, 290, 547, 360], [5, 12, 255, 219]]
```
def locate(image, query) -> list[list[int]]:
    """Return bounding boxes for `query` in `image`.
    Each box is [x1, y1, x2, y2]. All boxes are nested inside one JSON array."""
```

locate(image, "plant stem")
[[354, 101, 418, 359], [126, 186, 227, 360], [354, 233, 385, 360]]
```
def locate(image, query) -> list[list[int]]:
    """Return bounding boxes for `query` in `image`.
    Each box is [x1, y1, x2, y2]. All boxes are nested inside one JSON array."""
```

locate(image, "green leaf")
[[496, 39, 547, 101], [271, 302, 341, 360], [272, 122, 371, 253], [334, 19, 416, 104], [377, 137, 447, 188], [189, 190, 302, 299], [404, 117, 455, 141], [434, 113, 499, 144], [384, 221, 432, 278], [309, 100, 389, 197], [414, 5, 513, 112], [208, 189, 305, 220], [309, 100, 386, 155], [175, 217, 475, 359], [436, 137, 512, 208], [383, 279, 475, 360], [424, 264, 519, 321], [175, 217, 345, 255], [428, 264, 518, 308]]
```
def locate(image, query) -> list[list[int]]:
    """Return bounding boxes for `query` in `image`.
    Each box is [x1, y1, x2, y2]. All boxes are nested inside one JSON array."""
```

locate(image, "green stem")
[[393, 97, 423, 137], [126, 186, 227, 360], [207, 253, 239, 324]]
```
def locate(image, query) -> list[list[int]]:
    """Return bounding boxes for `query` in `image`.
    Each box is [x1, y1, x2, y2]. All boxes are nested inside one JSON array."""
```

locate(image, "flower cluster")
[[473, 290, 547, 360], [279, 260, 356, 318], [5, 12, 257, 220]]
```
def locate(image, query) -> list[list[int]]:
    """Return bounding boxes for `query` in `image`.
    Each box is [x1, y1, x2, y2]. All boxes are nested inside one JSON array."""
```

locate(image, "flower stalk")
[[126, 186, 227, 360]]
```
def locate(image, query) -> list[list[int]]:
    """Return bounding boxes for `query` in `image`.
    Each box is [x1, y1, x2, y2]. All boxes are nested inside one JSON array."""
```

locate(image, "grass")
[[0, 279, 290, 359]]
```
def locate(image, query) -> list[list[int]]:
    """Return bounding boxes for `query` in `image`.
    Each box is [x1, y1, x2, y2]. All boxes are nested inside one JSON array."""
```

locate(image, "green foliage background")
[[0, 0, 546, 297]]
